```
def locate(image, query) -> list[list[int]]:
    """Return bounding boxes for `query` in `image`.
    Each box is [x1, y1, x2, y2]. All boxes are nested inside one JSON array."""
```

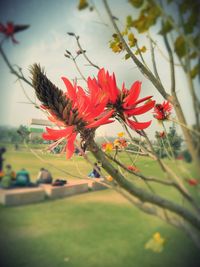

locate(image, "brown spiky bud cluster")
[[30, 64, 86, 129], [30, 64, 70, 124]]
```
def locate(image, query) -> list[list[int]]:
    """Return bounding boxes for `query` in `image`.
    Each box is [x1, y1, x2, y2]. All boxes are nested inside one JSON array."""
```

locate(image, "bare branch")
[[103, 0, 170, 100], [148, 33, 161, 82], [74, 34, 100, 70], [89, 139, 200, 230], [162, 22, 176, 95], [154, 0, 200, 56], [0, 45, 32, 87]]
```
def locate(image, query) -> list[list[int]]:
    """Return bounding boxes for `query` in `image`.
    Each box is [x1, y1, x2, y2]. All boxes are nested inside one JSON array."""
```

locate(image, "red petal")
[[126, 119, 152, 130], [97, 69, 118, 104], [86, 110, 114, 128], [66, 132, 77, 159], [134, 96, 152, 105], [98, 68, 106, 84], [125, 100, 155, 116], [61, 77, 76, 101], [47, 116, 66, 127], [109, 72, 119, 103], [42, 126, 74, 140], [123, 81, 141, 107]]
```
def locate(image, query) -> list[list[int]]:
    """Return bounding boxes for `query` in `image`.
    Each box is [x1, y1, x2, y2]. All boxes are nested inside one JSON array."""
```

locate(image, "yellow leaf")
[[135, 49, 139, 55], [78, 0, 88, 10], [145, 232, 166, 253], [106, 175, 113, 182], [121, 28, 128, 36], [105, 143, 113, 152], [114, 139, 120, 147], [128, 32, 135, 42], [118, 132, 125, 138], [140, 46, 147, 52], [128, 32, 137, 47], [110, 41, 123, 53]]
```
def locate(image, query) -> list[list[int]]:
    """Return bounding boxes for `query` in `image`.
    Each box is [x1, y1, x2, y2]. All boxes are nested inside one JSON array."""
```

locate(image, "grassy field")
[[0, 144, 199, 267]]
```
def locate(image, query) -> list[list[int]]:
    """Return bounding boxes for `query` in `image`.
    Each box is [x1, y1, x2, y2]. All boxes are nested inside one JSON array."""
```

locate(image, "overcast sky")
[[0, 0, 196, 139]]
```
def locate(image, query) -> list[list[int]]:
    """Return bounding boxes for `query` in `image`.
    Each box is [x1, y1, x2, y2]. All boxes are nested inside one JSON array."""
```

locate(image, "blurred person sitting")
[[0, 147, 6, 173], [0, 174, 12, 189], [14, 168, 31, 187], [0, 164, 16, 189], [36, 168, 53, 184], [0, 170, 4, 181], [88, 162, 101, 178], [5, 164, 16, 181]]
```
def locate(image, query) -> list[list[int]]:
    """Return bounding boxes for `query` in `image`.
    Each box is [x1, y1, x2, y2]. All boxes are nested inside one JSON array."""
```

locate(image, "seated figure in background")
[[0, 164, 16, 189], [15, 168, 31, 187], [88, 162, 101, 178], [5, 164, 16, 180], [0, 147, 6, 175], [36, 168, 53, 184]]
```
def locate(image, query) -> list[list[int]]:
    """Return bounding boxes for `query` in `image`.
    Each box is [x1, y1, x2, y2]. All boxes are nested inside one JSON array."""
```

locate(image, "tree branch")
[[74, 34, 100, 70], [0, 45, 32, 87], [162, 25, 176, 95], [148, 33, 161, 82], [105, 151, 200, 213], [103, 0, 170, 100], [89, 139, 200, 230]]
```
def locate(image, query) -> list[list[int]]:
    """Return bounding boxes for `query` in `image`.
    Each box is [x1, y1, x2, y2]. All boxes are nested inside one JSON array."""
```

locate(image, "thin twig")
[[0, 45, 32, 87], [168, 118, 200, 137], [74, 34, 100, 70], [148, 32, 161, 82], [72, 57, 87, 83], [162, 22, 176, 95], [154, 0, 200, 56], [103, 0, 170, 100]]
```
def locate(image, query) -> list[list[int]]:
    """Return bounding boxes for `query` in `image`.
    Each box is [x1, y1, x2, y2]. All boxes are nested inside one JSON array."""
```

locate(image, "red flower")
[[153, 101, 172, 121], [42, 76, 114, 159], [42, 68, 155, 158], [43, 126, 76, 159], [0, 22, 29, 44], [187, 179, 199, 186], [127, 165, 140, 172], [176, 154, 184, 160], [61, 76, 114, 128], [92, 68, 155, 132], [155, 131, 165, 138]]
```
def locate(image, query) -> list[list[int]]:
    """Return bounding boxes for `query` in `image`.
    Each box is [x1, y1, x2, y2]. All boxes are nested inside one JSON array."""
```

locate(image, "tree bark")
[[89, 139, 200, 231]]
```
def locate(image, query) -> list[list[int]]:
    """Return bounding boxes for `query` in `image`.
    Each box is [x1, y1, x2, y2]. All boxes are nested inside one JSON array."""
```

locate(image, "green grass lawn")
[[0, 144, 199, 267]]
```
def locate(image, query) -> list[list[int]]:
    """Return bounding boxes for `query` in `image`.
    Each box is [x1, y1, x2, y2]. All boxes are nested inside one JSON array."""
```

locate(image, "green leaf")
[[126, 15, 134, 29], [193, 35, 200, 47], [129, 0, 144, 8], [179, 0, 192, 13], [128, 32, 137, 47], [132, 15, 149, 33], [174, 36, 186, 58], [125, 53, 131, 60], [184, 8, 199, 34], [159, 20, 173, 35], [190, 64, 199, 79], [112, 33, 119, 39], [189, 51, 197, 59]]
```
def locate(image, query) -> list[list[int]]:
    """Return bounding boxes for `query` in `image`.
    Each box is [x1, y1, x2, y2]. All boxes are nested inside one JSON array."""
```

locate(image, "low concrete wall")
[[40, 181, 89, 199], [0, 179, 108, 206], [88, 178, 108, 191], [0, 187, 46, 206]]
